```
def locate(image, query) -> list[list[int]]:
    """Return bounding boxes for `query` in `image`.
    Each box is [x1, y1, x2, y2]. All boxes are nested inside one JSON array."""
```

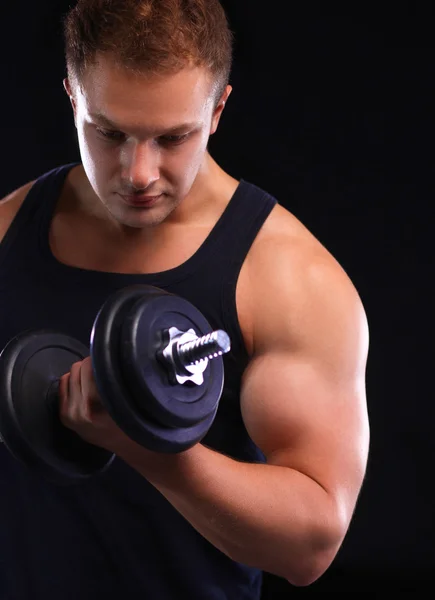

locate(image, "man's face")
[[65, 56, 230, 229]]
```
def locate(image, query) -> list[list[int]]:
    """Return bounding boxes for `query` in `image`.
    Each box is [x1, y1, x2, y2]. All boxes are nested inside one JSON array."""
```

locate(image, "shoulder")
[[0, 180, 36, 242], [248, 202, 352, 294], [243, 202, 368, 357]]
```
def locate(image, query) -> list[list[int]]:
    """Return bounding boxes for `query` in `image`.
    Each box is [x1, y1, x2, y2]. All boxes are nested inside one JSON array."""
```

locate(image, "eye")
[[96, 128, 125, 142], [159, 133, 189, 145]]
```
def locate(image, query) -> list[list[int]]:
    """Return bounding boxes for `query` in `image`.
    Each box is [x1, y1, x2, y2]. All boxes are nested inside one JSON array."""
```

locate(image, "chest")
[[48, 214, 255, 355], [50, 212, 205, 274]]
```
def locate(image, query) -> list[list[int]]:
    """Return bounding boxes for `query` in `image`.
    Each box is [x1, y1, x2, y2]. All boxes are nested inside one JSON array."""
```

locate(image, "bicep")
[[241, 351, 369, 501], [239, 246, 370, 514]]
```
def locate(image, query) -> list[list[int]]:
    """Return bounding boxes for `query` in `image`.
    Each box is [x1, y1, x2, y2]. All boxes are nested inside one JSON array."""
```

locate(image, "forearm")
[[120, 443, 343, 585]]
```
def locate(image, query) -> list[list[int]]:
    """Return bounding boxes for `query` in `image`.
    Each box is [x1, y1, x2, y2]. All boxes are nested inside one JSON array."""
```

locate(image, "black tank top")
[[0, 164, 277, 599]]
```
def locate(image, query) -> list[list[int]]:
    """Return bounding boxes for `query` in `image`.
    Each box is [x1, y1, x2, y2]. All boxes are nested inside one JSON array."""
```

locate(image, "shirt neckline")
[[38, 163, 246, 286]]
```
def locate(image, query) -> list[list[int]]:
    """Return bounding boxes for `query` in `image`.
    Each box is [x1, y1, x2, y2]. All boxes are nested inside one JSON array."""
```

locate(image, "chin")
[[118, 214, 163, 229], [117, 208, 171, 229]]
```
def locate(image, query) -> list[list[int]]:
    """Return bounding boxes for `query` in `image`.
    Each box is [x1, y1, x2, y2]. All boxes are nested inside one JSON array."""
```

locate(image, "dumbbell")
[[0, 285, 230, 484]]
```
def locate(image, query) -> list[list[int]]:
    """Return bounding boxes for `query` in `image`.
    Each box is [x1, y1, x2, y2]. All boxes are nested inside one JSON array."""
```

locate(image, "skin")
[[64, 58, 233, 232], [0, 54, 370, 586]]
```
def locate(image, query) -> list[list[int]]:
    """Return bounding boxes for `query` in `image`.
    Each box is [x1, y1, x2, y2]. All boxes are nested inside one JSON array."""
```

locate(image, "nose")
[[122, 141, 160, 191]]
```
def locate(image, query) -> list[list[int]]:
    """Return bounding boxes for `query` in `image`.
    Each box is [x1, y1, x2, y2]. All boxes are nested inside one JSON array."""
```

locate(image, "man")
[[0, 1, 370, 598]]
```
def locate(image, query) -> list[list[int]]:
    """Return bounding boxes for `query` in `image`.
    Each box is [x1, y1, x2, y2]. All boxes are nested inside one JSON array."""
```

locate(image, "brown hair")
[[63, 0, 233, 101]]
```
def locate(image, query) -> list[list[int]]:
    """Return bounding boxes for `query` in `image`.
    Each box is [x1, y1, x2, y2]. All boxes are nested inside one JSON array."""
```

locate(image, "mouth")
[[119, 193, 163, 207]]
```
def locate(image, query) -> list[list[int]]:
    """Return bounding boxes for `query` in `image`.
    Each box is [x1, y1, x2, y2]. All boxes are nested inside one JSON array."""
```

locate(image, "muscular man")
[[0, 1, 370, 598]]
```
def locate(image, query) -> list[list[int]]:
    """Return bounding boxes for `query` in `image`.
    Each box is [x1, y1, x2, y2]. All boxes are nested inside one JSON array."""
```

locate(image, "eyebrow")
[[89, 112, 198, 135]]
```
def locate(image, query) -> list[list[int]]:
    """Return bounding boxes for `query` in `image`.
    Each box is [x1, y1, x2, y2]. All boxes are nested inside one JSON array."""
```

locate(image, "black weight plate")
[[120, 294, 224, 428], [155, 406, 219, 452], [0, 330, 115, 484], [90, 285, 221, 452]]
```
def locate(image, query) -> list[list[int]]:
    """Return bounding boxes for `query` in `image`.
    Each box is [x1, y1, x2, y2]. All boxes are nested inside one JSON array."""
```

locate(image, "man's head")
[[62, 0, 233, 229]]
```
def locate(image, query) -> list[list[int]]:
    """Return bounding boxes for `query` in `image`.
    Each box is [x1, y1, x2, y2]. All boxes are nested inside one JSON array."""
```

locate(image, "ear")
[[63, 78, 78, 126], [210, 85, 232, 135]]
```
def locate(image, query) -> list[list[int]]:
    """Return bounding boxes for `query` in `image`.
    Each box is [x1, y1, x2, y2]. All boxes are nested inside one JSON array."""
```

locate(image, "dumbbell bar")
[[0, 285, 230, 483]]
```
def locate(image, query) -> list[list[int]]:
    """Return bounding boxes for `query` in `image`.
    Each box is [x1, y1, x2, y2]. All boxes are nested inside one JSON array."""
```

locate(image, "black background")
[[1, 2, 434, 596]]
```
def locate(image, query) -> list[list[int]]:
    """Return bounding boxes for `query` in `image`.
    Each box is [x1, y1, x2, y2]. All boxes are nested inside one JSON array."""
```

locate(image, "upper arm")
[[239, 227, 370, 524]]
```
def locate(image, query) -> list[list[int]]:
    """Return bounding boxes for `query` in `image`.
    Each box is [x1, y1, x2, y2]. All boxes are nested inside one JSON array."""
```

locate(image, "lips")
[[119, 193, 163, 207]]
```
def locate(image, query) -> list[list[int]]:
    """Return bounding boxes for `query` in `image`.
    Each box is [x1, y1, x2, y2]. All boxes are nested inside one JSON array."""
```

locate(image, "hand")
[[58, 358, 196, 479], [58, 357, 134, 455]]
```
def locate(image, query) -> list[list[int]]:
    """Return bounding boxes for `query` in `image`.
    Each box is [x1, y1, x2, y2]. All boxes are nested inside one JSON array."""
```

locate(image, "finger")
[[69, 361, 83, 395], [80, 358, 105, 415], [79, 357, 94, 398], [58, 372, 72, 426], [65, 362, 83, 421]]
